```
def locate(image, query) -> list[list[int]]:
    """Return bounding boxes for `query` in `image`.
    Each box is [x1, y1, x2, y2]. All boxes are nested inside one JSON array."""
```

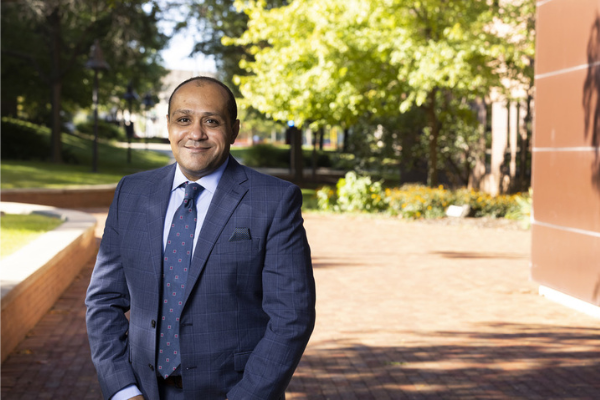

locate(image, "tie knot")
[[183, 182, 202, 202]]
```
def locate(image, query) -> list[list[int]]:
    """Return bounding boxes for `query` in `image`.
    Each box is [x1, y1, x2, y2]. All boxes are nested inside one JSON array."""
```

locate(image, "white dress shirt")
[[163, 159, 228, 254]]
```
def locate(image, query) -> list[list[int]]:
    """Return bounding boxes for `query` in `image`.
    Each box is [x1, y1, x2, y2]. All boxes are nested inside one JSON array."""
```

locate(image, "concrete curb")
[[0, 202, 98, 363]]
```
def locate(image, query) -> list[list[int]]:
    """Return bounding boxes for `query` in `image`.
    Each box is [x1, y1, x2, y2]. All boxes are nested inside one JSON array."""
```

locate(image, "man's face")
[[167, 81, 239, 181]]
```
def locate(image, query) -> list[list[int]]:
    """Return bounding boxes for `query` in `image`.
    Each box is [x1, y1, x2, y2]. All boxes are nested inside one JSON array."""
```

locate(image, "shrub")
[[317, 174, 526, 220], [242, 144, 290, 168], [386, 185, 451, 219], [454, 189, 523, 218], [302, 149, 332, 168], [242, 143, 340, 169], [76, 119, 124, 141], [1, 117, 79, 163], [504, 189, 532, 228], [317, 172, 387, 213], [316, 185, 337, 211], [329, 152, 356, 170], [301, 188, 319, 210], [1, 117, 51, 161]]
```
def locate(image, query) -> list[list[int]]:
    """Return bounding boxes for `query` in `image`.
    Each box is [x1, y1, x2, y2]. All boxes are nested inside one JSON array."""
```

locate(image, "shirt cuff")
[[110, 385, 142, 400]]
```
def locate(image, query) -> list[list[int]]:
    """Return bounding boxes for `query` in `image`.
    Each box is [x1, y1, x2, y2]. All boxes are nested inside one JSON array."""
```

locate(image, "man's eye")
[[177, 117, 190, 123], [206, 118, 219, 125]]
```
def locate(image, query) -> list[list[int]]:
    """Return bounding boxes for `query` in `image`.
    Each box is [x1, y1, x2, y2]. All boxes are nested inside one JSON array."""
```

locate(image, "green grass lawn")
[[2, 132, 171, 189], [1, 213, 64, 258]]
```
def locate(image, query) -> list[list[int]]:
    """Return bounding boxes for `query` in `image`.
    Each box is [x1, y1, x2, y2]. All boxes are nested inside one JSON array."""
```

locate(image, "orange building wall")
[[531, 0, 600, 305]]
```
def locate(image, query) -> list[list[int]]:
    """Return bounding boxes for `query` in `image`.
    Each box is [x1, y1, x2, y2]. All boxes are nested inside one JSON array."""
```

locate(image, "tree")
[[226, 0, 535, 186], [491, 0, 536, 191], [1, 0, 168, 163], [178, 0, 288, 95], [226, 0, 405, 130]]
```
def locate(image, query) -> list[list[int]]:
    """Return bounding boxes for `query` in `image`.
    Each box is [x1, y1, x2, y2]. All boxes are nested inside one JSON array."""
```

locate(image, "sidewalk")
[[2, 211, 599, 399]]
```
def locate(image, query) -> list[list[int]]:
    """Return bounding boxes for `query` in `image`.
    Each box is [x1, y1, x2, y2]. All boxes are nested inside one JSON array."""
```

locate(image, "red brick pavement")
[[2, 211, 599, 399]]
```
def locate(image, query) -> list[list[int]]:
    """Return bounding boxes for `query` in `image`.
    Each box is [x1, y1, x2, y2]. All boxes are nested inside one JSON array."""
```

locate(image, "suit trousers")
[[157, 378, 184, 400]]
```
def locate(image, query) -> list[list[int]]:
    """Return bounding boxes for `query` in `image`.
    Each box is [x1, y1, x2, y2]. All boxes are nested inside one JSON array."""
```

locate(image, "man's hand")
[[128, 396, 144, 400]]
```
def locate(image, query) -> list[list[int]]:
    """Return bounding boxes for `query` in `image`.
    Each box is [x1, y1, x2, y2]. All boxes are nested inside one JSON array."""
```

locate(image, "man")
[[86, 76, 316, 400]]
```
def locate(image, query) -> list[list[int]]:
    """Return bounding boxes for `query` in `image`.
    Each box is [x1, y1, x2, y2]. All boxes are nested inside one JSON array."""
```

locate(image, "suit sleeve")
[[85, 178, 139, 400], [227, 184, 316, 400]]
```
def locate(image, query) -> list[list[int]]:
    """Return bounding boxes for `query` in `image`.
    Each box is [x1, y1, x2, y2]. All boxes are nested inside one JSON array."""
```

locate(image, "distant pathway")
[[2, 212, 599, 399], [114, 142, 175, 164]]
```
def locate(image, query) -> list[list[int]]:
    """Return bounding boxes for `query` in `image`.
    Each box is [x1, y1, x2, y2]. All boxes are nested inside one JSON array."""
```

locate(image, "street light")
[[123, 81, 139, 163], [85, 39, 110, 173], [142, 92, 155, 150]]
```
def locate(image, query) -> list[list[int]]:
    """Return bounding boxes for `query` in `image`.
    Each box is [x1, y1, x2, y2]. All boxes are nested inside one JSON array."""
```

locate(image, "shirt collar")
[[171, 157, 229, 194]]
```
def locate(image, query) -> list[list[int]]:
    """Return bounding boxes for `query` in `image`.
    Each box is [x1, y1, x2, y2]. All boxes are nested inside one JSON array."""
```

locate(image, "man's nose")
[[189, 121, 208, 140]]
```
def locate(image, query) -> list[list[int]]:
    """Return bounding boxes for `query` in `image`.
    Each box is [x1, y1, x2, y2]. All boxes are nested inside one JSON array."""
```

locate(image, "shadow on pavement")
[[312, 256, 367, 269], [432, 251, 528, 260], [289, 324, 600, 399]]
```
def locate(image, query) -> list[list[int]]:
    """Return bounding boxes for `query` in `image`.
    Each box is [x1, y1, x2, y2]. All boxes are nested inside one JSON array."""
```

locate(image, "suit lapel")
[[147, 163, 177, 280], [182, 157, 249, 305]]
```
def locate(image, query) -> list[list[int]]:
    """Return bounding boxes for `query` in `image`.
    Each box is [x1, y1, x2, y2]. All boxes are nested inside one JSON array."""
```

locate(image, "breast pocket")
[[214, 238, 261, 255], [209, 238, 262, 279]]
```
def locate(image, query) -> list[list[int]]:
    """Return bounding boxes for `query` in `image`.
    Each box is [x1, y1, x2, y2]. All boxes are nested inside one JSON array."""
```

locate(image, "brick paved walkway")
[[2, 211, 599, 399]]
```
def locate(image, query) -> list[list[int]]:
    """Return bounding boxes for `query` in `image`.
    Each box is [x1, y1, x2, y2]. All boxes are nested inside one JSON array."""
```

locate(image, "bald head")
[[167, 76, 237, 125]]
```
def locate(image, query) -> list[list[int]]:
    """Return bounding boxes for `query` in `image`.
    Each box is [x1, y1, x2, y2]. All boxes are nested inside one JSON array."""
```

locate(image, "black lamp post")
[[142, 92, 155, 150], [85, 39, 110, 173], [123, 81, 139, 163]]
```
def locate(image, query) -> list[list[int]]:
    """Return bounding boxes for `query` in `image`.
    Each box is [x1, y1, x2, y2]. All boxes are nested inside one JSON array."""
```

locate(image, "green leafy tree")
[[178, 0, 287, 95], [1, 0, 168, 163], [226, 0, 535, 186], [226, 0, 405, 131]]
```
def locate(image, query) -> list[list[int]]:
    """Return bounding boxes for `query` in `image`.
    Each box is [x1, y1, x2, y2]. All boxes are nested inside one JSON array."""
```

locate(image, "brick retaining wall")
[[1, 185, 117, 208], [0, 204, 98, 363]]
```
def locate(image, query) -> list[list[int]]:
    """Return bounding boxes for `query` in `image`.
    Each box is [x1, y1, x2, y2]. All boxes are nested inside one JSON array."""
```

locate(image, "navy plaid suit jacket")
[[86, 156, 316, 400]]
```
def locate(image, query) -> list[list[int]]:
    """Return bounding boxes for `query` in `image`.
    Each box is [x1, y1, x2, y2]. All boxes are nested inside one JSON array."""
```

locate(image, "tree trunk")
[[289, 126, 304, 183], [463, 150, 472, 186], [312, 128, 321, 181], [319, 128, 324, 150], [468, 98, 488, 190], [426, 89, 439, 187], [51, 80, 63, 163], [520, 93, 533, 191], [49, 7, 63, 163], [343, 128, 349, 153]]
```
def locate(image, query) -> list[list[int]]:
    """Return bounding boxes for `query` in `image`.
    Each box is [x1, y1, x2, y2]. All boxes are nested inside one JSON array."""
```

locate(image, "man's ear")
[[230, 119, 240, 144]]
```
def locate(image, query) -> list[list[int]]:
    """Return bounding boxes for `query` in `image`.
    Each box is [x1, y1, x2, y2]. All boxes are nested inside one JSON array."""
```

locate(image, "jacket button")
[[151, 320, 156, 328], [149, 364, 154, 371]]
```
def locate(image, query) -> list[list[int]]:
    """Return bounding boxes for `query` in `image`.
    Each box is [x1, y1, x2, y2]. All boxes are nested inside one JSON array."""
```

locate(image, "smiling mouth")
[[184, 144, 210, 151]]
